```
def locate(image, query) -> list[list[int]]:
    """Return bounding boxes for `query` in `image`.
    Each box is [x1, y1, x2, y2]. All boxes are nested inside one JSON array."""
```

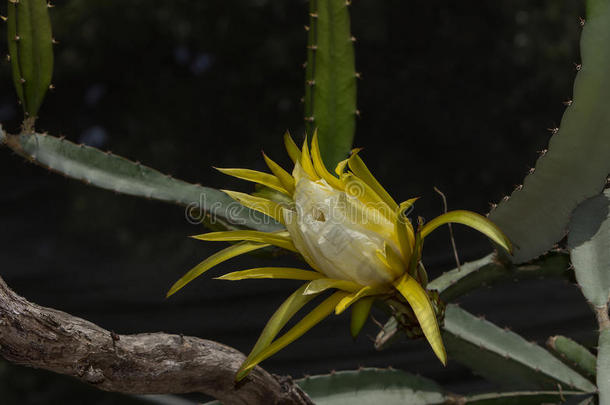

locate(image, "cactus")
[[428, 251, 571, 302], [488, 0, 610, 264], [6, 0, 54, 122], [304, 0, 357, 169], [442, 305, 596, 392], [547, 335, 597, 380], [0, 128, 282, 232]]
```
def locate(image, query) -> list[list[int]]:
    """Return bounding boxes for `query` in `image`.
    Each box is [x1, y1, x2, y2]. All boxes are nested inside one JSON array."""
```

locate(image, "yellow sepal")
[[393, 274, 447, 365], [215, 167, 288, 195], [166, 242, 268, 297], [311, 131, 345, 190], [283, 130, 301, 164], [222, 190, 287, 225], [237, 291, 349, 381], [335, 285, 388, 315], [348, 153, 398, 211], [217, 267, 323, 281], [300, 136, 319, 180], [350, 297, 375, 338], [191, 230, 297, 252], [262, 152, 295, 195], [421, 210, 512, 254], [304, 278, 362, 295]]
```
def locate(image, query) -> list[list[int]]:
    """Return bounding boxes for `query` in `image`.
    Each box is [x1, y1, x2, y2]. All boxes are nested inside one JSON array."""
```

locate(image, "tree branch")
[[0, 275, 313, 405]]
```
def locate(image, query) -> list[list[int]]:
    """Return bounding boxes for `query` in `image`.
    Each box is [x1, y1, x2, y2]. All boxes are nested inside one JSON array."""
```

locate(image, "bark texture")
[[0, 275, 312, 405]]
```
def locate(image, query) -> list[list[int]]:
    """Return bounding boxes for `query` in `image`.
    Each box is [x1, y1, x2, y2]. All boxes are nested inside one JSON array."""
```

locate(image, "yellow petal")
[[341, 173, 395, 221], [304, 278, 362, 295], [335, 285, 388, 315], [242, 284, 318, 377], [350, 297, 375, 338], [394, 274, 446, 365], [348, 153, 398, 211], [379, 242, 406, 278], [421, 210, 512, 254], [334, 158, 349, 176], [300, 136, 319, 180], [191, 230, 297, 252], [262, 152, 296, 195], [284, 130, 301, 164], [395, 198, 418, 263], [222, 190, 287, 225], [216, 267, 323, 281], [215, 167, 288, 195], [311, 131, 345, 190], [166, 242, 268, 297], [236, 291, 349, 381]]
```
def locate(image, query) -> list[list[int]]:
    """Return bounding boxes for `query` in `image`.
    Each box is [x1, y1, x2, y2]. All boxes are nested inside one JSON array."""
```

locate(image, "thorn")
[[502, 195, 509, 202], [563, 99, 573, 106], [105, 150, 113, 155], [58, 135, 66, 141], [546, 127, 559, 135], [0, 15, 6, 22], [52, 38, 59, 45], [48, 84, 55, 90], [514, 184, 523, 192], [528, 167, 535, 175], [14, 35, 20, 41], [302, 61, 307, 69], [306, 79, 315, 86], [355, 72, 362, 79], [345, 0, 352, 5], [6, 54, 10, 62], [309, 12, 318, 18], [351, 35, 357, 42], [304, 25, 309, 31], [329, 369, 336, 375], [299, 97, 304, 103], [305, 116, 314, 122], [538, 148, 548, 156], [579, 17, 585, 27], [19, 77, 25, 83], [307, 45, 318, 51], [574, 63, 582, 71], [355, 109, 361, 117], [47, 1, 54, 7]]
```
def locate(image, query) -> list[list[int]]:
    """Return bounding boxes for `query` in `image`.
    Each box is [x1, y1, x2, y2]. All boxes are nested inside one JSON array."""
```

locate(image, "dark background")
[[0, 0, 596, 403]]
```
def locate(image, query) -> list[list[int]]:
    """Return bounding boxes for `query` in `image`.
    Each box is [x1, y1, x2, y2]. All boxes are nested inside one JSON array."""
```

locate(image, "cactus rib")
[[488, 0, 610, 263], [0, 129, 282, 232], [304, 0, 357, 168]]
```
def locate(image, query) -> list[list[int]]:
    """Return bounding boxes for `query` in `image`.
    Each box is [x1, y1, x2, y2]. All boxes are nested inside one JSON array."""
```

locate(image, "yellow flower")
[[167, 131, 512, 381]]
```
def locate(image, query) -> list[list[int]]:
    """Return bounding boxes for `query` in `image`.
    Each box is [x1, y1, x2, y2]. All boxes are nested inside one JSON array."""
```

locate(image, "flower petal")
[[215, 167, 289, 195], [241, 284, 319, 378], [341, 173, 395, 221], [284, 130, 301, 164], [335, 285, 388, 315], [311, 131, 345, 190], [236, 291, 349, 381], [421, 210, 512, 254], [350, 297, 375, 338], [395, 199, 418, 263], [191, 230, 297, 252], [216, 267, 323, 281], [334, 157, 349, 176], [300, 136, 320, 180], [222, 190, 287, 225], [304, 278, 362, 295], [262, 152, 295, 195], [166, 242, 269, 297], [394, 274, 447, 365], [348, 153, 398, 211]]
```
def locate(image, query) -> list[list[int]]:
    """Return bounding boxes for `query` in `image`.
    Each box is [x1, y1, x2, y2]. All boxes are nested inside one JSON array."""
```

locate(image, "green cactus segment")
[[488, 1, 610, 264], [547, 335, 597, 380], [456, 391, 587, 404], [443, 305, 597, 392], [597, 328, 610, 405], [0, 131, 282, 232], [305, 0, 357, 169], [296, 368, 445, 405], [429, 252, 571, 302], [6, 0, 54, 118], [568, 190, 610, 308]]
